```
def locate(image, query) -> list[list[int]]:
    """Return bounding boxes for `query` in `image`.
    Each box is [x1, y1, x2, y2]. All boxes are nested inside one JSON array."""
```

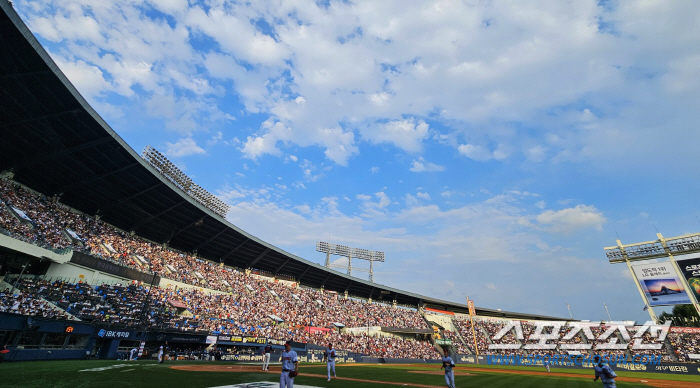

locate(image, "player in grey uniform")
[[322, 343, 337, 381], [441, 348, 456, 388], [593, 358, 617, 388], [280, 341, 298, 388]]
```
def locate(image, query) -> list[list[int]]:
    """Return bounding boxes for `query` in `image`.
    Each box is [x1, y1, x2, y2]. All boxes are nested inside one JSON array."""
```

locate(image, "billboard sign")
[[676, 254, 700, 301], [632, 262, 691, 306]]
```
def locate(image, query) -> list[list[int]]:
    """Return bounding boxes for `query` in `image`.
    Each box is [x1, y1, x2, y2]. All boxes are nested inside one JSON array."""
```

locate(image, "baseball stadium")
[[2, 2, 700, 388]]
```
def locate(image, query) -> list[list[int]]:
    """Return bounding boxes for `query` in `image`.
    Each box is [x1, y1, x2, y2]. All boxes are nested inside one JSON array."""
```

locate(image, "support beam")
[[297, 266, 312, 282], [55, 162, 140, 193], [617, 239, 659, 324], [97, 182, 164, 215], [221, 239, 249, 261], [168, 216, 206, 242], [321, 272, 333, 287], [275, 258, 292, 274], [195, 227, 228, 251], [0, 69, 53, 80], [131, 200, 186, 231], [11, 136, 113, 171], [247, 248, 270, 268]]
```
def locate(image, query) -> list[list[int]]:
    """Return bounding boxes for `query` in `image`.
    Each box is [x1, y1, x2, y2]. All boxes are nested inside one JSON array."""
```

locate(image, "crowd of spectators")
[[0, 178, 428, 330], [2, 277, 198, 330], [450, 318, 700, 362], [443, 330, 470, 354], [626, 326, 673, 361], [8, 177, 700, 362], [0, 276, 439, 359], [0, 286, 71, 319], [0, 179, 71, 250], [480, 319, 525, 356], [453, 318, 489, 354], [668, 332, 700, 362]]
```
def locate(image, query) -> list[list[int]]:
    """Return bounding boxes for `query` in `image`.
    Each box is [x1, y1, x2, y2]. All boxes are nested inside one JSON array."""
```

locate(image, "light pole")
[[10, 257, 34, 295]]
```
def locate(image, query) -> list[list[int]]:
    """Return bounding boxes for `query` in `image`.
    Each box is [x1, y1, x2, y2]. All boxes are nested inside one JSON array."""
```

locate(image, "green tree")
[[658, 304, 700, 327]]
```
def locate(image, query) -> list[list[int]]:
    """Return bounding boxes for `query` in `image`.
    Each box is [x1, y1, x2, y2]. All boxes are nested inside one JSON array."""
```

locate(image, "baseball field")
[[1, 361, 699, 388]]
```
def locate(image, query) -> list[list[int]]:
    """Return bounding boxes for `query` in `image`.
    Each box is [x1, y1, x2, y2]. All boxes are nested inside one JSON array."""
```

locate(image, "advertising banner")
[[304, 326, 330, 334], [676, 254, 700, 301], [670, 327, 700, 334], [215, 335, 271, 345], [632, 262, 691, 306]]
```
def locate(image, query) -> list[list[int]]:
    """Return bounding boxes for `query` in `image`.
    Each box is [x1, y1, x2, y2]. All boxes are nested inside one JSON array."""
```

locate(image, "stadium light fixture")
[[604, 232, 700, 263], [141, 145, 230, 218], [316, 241, 384, 282]]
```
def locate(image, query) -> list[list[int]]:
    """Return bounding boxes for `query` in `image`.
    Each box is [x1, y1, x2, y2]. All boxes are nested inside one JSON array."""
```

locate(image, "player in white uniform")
[[280, 341, 298, 388], [157, 345, 164, 364], [544, 353, 551, 373], [322, 343, 337, 381], [441, 349, 456, 388], [129, 348, 137, 361]]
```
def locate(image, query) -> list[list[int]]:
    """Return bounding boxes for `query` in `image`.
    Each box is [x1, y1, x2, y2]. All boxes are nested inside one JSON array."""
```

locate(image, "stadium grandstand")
[[1, 1, 699, 366]]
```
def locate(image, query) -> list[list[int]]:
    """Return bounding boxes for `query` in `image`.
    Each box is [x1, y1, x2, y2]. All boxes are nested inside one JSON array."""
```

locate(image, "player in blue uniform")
[[322, 343, 337, 381], [593, 358, 617, 388], [280, 341, 299, 388], [440, 347, 456, 388]]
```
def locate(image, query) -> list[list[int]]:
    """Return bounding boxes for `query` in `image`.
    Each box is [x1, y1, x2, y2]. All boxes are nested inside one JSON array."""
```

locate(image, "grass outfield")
[[0, 360, 698, 388]]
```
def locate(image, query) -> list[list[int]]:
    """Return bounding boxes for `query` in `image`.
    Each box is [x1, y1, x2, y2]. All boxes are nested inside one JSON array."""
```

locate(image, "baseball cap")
[[285, 341, 292, 346]]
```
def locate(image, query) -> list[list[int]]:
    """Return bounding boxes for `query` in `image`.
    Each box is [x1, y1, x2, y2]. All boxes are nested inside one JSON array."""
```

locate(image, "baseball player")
[[440, 347, 456, 388], [129, 347, 138, 361], [280, 341, 298, 388], [543, 353, 551, 373], [263, 341, 273, 371], [322, 343, 337, 381], [593, 357, 617, 388], [157, 344, 164, 364]]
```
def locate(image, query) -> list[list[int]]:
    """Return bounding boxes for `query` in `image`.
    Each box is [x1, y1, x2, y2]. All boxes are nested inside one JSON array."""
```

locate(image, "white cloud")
[[165, 138, 206, 157], [370, 167, 380, 174], [409, 157, 445, 172], [405, 193, 420, 208], [207, 131, 223, 146], [361, 118, 430, 153], [295, 204, 311, 214], [416, 192, 430, 200], [536, 205, 607, 234], [241, 133, 282, 160], [25, 1, 700, 172], [458, 143, 509, 162], [535, 200, 546, 209], [525, 145, 548, 163]]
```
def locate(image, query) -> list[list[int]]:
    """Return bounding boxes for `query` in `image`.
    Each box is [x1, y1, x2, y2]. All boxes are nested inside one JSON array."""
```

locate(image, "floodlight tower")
[[316, 241, 385, 282]]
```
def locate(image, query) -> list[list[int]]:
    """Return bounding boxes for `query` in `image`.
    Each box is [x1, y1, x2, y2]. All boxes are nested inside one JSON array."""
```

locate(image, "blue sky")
[[14, 0, 700, 322]]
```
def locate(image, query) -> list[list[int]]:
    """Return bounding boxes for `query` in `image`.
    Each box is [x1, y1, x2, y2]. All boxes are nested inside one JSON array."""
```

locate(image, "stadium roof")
[[0, 2, 567, 321]]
